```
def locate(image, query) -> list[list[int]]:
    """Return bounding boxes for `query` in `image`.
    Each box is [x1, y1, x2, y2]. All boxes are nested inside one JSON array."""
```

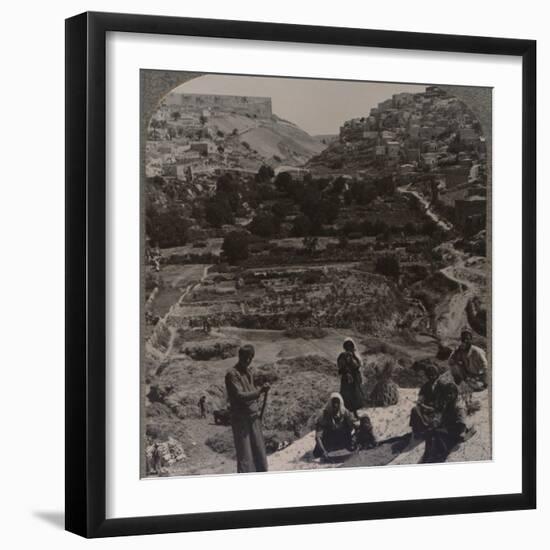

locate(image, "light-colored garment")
[[448, 344, 488, 389]]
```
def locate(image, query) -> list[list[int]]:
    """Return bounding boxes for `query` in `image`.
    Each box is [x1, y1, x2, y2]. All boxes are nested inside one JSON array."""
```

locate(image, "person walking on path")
[[198, 395, 206, 418], [337, 338, 365, 419], [225, 345, 270, 473]]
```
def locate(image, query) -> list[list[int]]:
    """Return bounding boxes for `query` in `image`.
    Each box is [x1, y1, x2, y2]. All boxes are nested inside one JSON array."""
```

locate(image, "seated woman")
[[422, 381, 469, 463], [313, 393, 357, 459]]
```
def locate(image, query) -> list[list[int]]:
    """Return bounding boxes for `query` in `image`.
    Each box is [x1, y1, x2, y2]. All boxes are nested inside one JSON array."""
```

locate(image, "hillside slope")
[[209, 113, 326, 167]]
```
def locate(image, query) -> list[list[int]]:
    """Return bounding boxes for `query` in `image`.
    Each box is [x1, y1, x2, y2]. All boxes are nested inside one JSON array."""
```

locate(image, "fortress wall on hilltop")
[[166, 93, 273, 118]]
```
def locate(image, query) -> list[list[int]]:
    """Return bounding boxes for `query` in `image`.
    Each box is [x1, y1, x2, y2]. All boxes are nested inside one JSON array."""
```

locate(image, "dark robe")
[[337, 351, 364, 413], [409, 379, 438, 435], [313, 404, 356, 458], [422, 381, 467, 463]]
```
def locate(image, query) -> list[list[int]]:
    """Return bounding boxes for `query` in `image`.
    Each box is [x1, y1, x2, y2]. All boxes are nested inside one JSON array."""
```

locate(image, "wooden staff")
[[260, 389, 269, 422]]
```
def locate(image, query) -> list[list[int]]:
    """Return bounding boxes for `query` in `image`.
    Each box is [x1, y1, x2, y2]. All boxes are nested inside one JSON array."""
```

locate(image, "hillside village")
[[143, 84, 490, 476]]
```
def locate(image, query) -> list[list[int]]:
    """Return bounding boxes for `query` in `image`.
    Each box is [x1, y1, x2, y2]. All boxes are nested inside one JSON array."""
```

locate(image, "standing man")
[[225, 345, 270, 473]]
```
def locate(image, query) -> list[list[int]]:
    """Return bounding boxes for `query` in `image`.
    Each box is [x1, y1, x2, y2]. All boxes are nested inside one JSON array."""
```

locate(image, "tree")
[[403, 222, 417, 236], [215, 174, 240, 212], [292, 214, 312, 237], [350, 180, 377, 205], [375, 175, 395, 197], [332, 176, 346, 194], [303, 236, 319, 254], [205, 199, 234, 228], [274, 171, 293, 194], [256, 164, 275, 183], [171, 111, 181, 121], [145, 205, 190, 248], [249, 212, 279, 238], [375, 255, 400, 280], [339, 234, 349, 248], [421, 220, 437, 236], [271, 201, 288, 220], [447, 134, 461, 154], [222, 232, 249, 264], [256, 183, 278, 201]]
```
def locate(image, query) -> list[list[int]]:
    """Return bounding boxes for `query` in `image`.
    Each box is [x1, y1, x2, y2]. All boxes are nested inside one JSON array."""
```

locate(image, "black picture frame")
[[65, 11, 536, 538]]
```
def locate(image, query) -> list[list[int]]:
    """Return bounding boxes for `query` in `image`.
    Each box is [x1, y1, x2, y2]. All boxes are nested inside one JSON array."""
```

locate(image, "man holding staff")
[[225, 344, 270, 473]]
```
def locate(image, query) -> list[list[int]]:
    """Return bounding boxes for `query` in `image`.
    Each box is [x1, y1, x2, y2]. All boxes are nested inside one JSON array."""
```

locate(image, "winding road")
[[397, 182, 454, 232]]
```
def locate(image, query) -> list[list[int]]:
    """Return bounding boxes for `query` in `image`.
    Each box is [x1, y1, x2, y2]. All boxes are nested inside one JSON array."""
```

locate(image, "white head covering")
[[325, 392, 346, 417]]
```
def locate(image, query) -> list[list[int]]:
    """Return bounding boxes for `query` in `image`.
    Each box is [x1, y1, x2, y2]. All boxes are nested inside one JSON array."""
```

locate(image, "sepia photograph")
[[141, 71, 491, 478]]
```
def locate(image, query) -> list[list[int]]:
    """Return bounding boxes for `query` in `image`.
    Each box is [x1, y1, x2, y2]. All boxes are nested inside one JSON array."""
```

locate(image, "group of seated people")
[[313, 330, 488, 464]]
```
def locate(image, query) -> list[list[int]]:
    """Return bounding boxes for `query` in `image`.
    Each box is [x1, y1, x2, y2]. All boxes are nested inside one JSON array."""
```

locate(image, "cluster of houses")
[[339, 86, 486, 172], [145, 94, 272, 187], [338, 86, 488, 235]]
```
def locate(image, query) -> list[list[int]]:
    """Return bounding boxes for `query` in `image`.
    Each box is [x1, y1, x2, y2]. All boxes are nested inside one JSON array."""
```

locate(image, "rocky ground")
[[153, 386, 490, 477], [270, 388, 490, 472], [144, 226, 490, 478], [144, 321, 491, 478]]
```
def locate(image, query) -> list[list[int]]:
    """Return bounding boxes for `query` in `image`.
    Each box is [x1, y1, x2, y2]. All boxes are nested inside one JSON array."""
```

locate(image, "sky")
[[172, 74, 426, 135]]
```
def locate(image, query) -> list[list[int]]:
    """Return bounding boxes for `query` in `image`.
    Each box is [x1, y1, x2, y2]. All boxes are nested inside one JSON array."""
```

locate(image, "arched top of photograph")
[[141, 70, 491, 479]]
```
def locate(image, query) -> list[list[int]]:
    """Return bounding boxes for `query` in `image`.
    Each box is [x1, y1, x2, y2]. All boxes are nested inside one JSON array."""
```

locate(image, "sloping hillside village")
[[143, 83, 490, 476]]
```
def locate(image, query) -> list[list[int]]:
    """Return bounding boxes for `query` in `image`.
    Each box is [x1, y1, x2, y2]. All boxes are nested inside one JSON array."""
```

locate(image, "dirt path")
[[166, 417, 236, 476], [397, 183, 454, 232], [146, 264, 213, 359], [436, 253, 487, 340]]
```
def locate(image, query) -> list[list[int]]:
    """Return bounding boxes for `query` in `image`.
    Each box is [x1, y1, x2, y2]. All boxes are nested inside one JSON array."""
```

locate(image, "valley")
[[143, 83, 490, 476]]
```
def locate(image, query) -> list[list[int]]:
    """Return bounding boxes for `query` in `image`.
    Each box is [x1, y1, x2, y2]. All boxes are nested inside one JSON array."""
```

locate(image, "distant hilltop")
[[164, 93, 273, 119]]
